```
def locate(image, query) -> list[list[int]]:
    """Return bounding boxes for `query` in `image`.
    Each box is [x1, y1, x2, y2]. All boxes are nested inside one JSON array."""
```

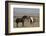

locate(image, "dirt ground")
[[13, 16, 39, 28]]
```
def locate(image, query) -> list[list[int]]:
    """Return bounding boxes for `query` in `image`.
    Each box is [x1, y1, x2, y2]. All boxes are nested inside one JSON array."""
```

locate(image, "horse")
[[15, 15, 28, 27], [28, 16, 34, 24]]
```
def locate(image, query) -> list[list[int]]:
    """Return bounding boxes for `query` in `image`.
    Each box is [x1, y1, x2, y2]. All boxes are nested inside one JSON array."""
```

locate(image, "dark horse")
[[15, 15, 28, 27]]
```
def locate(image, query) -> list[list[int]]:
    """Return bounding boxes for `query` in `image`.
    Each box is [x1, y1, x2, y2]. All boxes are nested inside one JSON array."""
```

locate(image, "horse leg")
[[28, 19, 29, 22], [22, 22, 24, 27], [16, 22, 18, 27]]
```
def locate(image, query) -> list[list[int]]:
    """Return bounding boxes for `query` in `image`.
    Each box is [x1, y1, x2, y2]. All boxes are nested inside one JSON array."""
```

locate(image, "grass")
[[13, 16, 39, 28]]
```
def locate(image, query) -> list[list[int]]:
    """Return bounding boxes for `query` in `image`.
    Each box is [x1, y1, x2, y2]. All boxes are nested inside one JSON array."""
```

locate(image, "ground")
[[13, 16, 39, 28]]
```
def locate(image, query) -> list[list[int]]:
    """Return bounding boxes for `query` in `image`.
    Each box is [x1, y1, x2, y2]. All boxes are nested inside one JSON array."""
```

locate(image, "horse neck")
[[22, 17, 25, 20]]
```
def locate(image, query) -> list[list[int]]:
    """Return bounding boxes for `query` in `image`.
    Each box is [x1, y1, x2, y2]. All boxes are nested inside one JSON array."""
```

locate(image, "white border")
[[8, 3, 43, 33]]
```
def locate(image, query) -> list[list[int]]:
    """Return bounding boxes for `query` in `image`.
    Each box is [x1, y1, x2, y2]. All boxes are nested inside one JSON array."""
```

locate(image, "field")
[[13, 16, 39, 28]]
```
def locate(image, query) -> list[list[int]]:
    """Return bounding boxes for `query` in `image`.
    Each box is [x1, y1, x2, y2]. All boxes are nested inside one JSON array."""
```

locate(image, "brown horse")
[[15, 15, 28, 27]]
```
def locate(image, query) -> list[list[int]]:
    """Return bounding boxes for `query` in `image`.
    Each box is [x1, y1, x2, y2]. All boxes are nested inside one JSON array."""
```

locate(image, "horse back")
[[16, 18, 24, 23]]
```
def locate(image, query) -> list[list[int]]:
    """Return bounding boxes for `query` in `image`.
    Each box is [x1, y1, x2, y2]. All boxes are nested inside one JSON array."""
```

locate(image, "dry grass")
[[13, 16, 39, 28]]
